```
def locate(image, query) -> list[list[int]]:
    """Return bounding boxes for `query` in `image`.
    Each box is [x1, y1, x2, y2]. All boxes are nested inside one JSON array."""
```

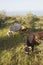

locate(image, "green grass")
[[0, 19, 43, 65]]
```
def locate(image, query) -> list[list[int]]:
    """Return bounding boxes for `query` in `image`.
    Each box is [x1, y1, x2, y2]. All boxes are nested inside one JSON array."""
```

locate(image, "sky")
[[0, 0, 43, 15]]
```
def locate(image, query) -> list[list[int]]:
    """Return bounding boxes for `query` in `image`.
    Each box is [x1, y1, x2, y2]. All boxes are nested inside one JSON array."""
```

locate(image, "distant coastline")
[[6, 11, 43, 16]]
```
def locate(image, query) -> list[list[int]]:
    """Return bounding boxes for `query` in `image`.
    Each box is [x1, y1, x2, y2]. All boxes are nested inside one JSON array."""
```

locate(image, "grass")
[[0, 18, 43, 65]]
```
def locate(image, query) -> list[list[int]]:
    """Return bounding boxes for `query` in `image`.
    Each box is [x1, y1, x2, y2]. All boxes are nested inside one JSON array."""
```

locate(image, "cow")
[[25, 31, 43, 53]]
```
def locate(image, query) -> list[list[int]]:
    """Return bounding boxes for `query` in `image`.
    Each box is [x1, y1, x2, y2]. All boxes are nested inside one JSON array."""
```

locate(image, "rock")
[[10, 23, 21, 31]]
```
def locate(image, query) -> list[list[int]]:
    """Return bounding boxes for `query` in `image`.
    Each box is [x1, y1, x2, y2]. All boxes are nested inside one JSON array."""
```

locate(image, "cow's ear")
[[35, 36, 39, 41], [35, 36, 38, 40]]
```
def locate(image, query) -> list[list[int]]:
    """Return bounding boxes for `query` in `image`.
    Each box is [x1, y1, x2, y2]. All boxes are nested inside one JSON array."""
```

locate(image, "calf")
[[25, 31, 43, 53]]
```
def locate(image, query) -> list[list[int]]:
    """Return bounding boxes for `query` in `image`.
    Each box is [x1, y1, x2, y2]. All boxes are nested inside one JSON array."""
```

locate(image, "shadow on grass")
[[0, 21, 14, 30], [0, 32, 25, 51]]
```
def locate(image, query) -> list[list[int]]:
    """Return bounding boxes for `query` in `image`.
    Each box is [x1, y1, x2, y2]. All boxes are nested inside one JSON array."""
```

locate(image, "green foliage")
[[0, 12, 6, 28]]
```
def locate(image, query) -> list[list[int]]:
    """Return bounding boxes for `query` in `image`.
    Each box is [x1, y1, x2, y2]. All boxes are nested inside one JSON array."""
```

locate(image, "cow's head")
[[27, 34, 35, 43]]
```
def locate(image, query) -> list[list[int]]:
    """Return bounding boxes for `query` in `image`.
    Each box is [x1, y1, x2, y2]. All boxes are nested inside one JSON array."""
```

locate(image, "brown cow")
[[25, 31, 43, 53]]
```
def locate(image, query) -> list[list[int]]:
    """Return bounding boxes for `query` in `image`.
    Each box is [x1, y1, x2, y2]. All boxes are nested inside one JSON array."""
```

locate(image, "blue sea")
[[6, 11, 43, 16]]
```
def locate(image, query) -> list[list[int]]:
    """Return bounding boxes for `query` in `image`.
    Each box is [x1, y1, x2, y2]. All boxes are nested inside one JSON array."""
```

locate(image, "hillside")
[[0, 13, 43, 65]]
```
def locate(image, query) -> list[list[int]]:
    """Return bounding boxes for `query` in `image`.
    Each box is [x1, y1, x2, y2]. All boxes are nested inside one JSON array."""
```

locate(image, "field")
[[0, 13, 43, 65]]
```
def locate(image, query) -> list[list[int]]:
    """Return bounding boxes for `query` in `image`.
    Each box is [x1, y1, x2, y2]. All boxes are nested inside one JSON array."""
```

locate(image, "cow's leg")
[[32, 45, 34, 52]]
